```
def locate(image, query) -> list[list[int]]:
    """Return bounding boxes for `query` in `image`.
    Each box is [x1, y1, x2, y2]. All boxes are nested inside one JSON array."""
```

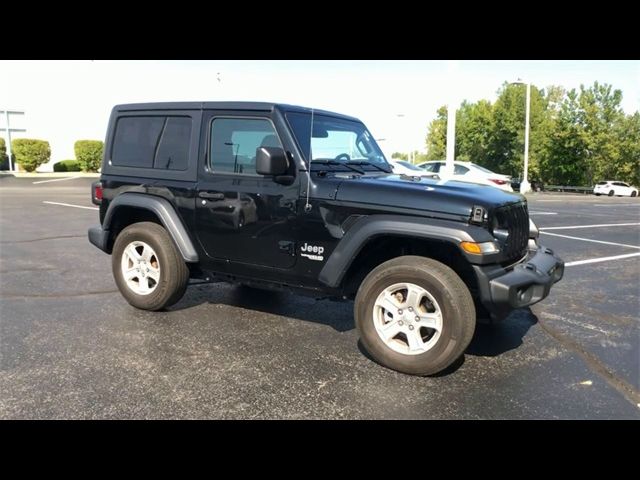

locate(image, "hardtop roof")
[[113, 102, 361, 122]]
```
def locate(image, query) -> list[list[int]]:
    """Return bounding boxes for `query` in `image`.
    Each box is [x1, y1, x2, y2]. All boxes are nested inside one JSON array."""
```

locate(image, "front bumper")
[[473, 244, 564, 319]]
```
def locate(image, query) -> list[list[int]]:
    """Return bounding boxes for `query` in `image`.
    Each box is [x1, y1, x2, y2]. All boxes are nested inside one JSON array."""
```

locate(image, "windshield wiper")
[[312, 159, 365, 175], [348, 160, 392, 173]]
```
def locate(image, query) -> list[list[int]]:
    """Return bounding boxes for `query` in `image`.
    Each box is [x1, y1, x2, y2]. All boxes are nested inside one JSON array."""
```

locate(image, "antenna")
[[304, 108, 314, 213]]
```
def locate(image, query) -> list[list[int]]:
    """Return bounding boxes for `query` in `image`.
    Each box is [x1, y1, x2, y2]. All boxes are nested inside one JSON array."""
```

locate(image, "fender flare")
[[318, 214, 494, 288], [103, 193, 199, 263]]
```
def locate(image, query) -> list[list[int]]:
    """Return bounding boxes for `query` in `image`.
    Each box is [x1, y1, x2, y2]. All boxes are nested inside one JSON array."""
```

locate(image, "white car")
[[593, 181, 638, 197], [388, 159, 431, 176], [417, 160, 514, 192]]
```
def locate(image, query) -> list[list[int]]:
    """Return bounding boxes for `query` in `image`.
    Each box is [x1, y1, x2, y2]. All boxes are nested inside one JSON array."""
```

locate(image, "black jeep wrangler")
[[88, 102, 564, 375]]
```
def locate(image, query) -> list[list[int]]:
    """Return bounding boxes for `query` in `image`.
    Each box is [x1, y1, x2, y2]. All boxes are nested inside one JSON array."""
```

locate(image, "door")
[[195, 114, 299, 269], [615, 182, 631, 196]]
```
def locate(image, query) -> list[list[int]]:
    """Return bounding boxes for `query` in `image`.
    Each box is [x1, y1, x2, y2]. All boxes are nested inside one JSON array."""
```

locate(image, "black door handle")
[[199, 191, 225, 200]]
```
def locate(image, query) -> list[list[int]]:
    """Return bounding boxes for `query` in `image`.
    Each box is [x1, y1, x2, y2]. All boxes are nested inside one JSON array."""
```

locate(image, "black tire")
[[631, 191, 637, 197], [595, 193, 601, 196], [112, 222, 190, 311], [608, 190, 614, 196], [354, 256, 476, 376]]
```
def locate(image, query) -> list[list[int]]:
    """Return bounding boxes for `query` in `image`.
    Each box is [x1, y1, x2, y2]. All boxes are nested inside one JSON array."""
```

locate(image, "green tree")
[[488, 82, 548, 178], [455, 99, 494, 166], [0, 137, 8, 170], [74, 140, 104, 172], [614, 112, 640, 186], [12, 139, 51, 172], [425, 106, 447, 160], [576, 82, 626, 185], [391, 152, 408, 160], [542, 89, 585, 185], [423, 80, 638, 187]]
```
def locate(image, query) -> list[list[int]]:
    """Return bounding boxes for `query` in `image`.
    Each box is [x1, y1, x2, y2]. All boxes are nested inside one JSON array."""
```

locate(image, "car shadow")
[[171, 284, 538, 372], [466, 308, 538, 357], [356, 309, 537, 378], [171, 283, 355, 332]]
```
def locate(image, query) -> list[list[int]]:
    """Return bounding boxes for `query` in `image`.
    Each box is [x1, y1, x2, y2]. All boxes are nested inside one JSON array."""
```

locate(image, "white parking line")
[[540, 231, 640, 249], [565, 252, 640, 267], [529, 211, 557, 215], [42, 201, 98, 211], [541, 222, 640, 231], [32, 176, 80, 184], [594, 203, 640, 207]]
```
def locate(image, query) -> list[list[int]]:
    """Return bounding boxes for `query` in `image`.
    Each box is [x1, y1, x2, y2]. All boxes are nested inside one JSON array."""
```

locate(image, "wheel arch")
[[103, 193, 199, 263], [319, 215, 493, 292]]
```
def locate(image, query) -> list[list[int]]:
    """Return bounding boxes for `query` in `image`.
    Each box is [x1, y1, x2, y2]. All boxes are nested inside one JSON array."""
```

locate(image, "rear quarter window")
[[454, 164, 470, 175], [111, 116, 192, 170]]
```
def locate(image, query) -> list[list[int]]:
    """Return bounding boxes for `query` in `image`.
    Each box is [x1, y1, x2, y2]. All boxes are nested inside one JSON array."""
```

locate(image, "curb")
[[0, 172, 100, 178]]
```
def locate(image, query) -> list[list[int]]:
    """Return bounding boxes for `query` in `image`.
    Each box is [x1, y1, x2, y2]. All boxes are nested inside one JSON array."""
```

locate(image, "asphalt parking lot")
[[1, 176, 638, 419]]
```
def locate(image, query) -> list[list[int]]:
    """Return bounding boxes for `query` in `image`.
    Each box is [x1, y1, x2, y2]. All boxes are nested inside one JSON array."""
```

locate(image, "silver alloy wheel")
[[120, 241, 160, 295], [373, 282, 443, 355]]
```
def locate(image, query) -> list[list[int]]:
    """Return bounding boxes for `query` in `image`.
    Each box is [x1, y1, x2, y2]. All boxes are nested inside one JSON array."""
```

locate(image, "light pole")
[[395, 114, 411, 162], [395, 113, 424, 164], [511, 79, 531, 194], [1, 109, 26, 172]]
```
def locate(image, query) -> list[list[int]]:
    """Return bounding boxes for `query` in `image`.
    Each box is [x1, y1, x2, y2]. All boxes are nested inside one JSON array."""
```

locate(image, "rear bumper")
[[473, 244, 564, 319], [88, 225, 110, 253]]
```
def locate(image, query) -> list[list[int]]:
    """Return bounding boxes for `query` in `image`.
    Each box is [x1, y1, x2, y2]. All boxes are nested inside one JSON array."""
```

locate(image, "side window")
[[112, 116, 192, 170], [454, 164, 470, 175], [112, 117, 164, 168], [210, 118, 281, 174], [154, 117, 192, 171], [422, 163, 436, 172]]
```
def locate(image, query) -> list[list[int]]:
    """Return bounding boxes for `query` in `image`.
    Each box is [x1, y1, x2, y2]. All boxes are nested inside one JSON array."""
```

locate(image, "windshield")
[[286, 112, 388, 169]]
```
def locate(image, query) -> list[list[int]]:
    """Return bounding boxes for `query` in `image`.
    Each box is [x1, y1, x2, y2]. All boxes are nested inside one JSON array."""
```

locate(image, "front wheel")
[[631, 191, 637, 197], [112, 222, 190, 311], [355, 256, 476, 376], [608, 190, 615, 196]]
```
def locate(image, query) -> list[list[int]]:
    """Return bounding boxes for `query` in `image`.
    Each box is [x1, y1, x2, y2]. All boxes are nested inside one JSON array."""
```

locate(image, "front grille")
[[493, 202, 529, 261]]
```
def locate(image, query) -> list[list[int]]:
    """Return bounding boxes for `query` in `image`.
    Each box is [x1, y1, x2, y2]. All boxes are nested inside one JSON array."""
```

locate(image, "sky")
[[1, 60, 638, 163]]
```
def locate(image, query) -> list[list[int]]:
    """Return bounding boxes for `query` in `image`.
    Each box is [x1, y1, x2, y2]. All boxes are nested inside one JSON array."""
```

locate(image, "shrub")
[[74, 140, 104, 172], [12, 139, 51, 172], [54, 160, 81, 172], [0, 138, 8, 170]]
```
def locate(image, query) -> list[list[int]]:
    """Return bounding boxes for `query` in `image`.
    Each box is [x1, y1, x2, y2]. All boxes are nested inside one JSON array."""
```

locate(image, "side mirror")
[[256, 146, 288, 176]]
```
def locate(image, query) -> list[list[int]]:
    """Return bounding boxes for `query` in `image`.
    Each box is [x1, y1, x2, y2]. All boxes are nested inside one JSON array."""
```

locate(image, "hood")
[[332, 173, 525, 218]]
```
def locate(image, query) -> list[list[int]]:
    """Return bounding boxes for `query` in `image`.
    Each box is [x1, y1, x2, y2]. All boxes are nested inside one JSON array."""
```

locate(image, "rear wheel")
[[608, 190, 615, 196], [631, 191, 637, 197], [355, 256, 476, 376], [112, 222, 190, 311]]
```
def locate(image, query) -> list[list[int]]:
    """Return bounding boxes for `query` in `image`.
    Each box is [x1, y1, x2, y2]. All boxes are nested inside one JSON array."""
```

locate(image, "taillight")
[[92, 181, 103, 205], [489, 179, 508, 185]]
